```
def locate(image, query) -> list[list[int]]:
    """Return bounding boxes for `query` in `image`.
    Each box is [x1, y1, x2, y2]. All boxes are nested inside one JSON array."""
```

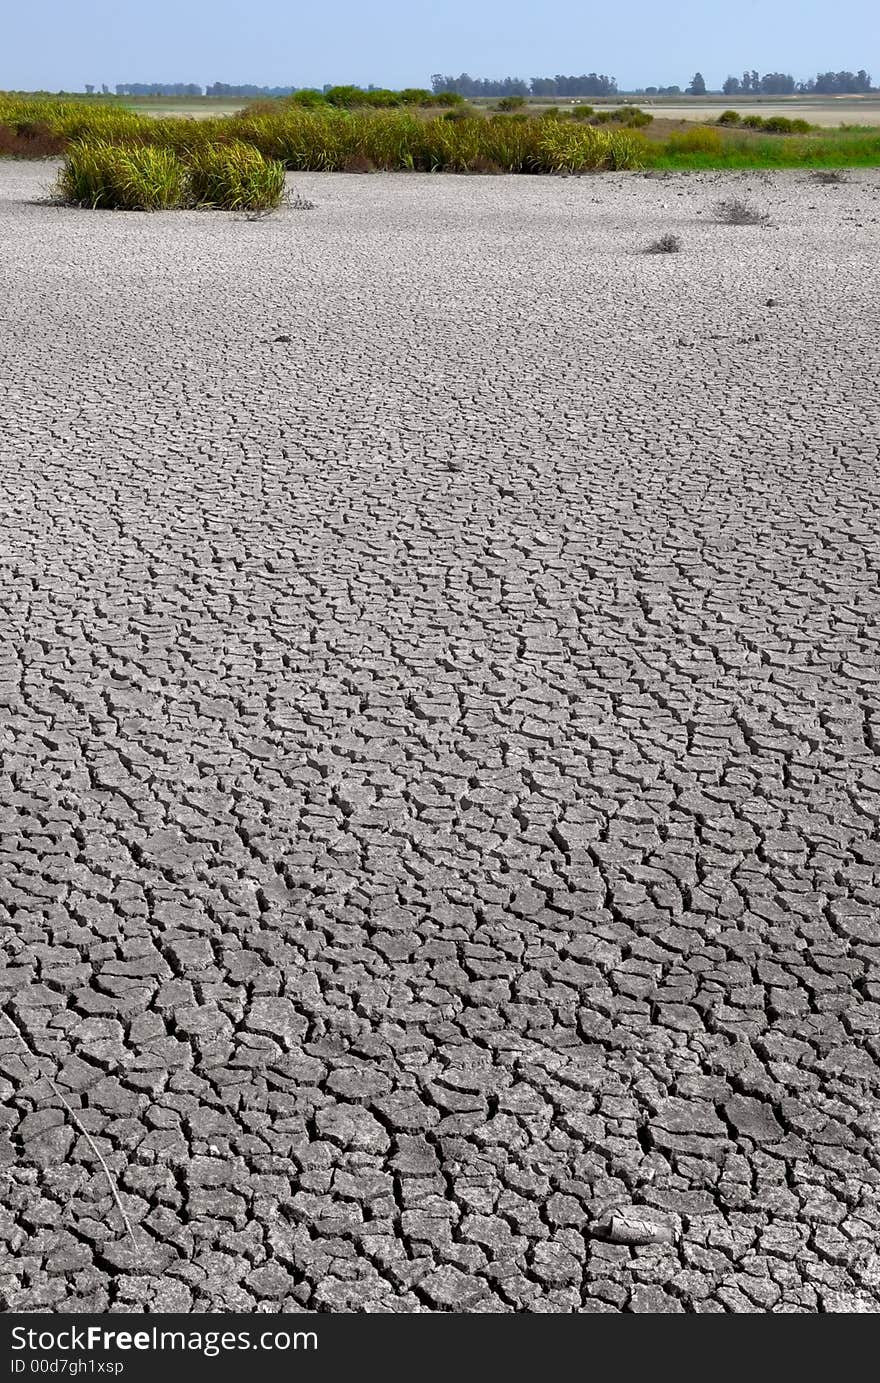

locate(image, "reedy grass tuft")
[[56, 140, 187, 209], [187, 140, 285, 209], [56, 139, 285, 210], [5, 94, 879, 175]]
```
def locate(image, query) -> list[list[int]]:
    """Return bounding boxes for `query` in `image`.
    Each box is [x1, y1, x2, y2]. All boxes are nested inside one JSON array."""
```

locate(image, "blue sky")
[[1, 1, 874, 92]]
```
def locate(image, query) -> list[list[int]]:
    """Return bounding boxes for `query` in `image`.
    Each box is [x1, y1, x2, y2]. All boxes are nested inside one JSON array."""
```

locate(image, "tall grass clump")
[[535, 122, 646, 172], [56, 140, 186, 209], [138, 116, 234, 158], [187, 140, 285, 209], [664, 126, 725, 157], [5, 92, 880, 176], [225, 109, 647, 174]]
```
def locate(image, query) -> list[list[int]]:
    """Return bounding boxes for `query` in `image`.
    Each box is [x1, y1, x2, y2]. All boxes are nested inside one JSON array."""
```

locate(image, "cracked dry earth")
[[1, 161, 880, 1316]]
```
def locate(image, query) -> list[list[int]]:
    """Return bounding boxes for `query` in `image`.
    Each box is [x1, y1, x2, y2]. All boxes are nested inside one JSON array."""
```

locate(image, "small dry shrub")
[[644, 233, 682, 253], [714, 197, 770, 225], [341, 153, 376, 173], [287, 188, 316, 209], [810, 169, 847, 184], [0, 120, 66, 157]]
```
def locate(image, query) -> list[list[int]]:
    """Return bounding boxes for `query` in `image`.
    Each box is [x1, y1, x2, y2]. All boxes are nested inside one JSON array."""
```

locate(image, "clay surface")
[[1, 163, 879, 1313]]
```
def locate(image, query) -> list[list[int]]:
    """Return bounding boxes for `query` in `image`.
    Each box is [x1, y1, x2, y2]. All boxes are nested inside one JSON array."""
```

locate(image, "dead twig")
[[1, 1006, 140, 1258]]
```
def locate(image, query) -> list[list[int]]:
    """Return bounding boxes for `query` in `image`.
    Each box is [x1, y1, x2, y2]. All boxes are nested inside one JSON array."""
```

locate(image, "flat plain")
[[111, 93, 880, 127], [605, 98, 880, 126], [1, 160, 879, 1313]]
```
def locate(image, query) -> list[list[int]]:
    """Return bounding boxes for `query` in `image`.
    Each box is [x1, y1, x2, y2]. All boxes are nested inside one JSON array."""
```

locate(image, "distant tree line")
[[112, 82, 436, 99], [107, 67, 877, 102], [114, 82, 305, 97], [115, 83, 206, 95], [722, 69, 872, 94], [430, 68, 875, 98], [431, 73, 618, 97], [204, 82, 301, 97]]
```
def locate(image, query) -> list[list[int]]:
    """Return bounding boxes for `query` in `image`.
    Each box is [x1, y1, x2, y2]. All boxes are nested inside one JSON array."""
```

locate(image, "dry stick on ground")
[[1, 1007, 140, 1258]]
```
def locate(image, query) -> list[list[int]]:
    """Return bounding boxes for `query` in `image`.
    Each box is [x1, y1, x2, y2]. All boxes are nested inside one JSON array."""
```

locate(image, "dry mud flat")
[[624, 100, 880, 126], [1, 162, 879, 1314]]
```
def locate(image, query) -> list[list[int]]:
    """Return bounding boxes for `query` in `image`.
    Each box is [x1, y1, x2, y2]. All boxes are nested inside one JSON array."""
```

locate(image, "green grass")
[[4, 94, 879, 174], [56, 139, 285, 210], [56, 140, 187, 209], [207, 108, 645, 172], [187, 140, 285, 209], [644, 129, 880, 170]]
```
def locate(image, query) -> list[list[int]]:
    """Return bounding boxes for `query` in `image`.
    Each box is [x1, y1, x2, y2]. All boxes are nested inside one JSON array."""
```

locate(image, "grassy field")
[[2, 93, 879, 172]]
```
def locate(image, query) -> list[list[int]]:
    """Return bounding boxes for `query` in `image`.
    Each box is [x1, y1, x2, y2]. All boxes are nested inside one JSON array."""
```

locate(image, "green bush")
[[360, 89, 402, 108], [741, 114, 765, 129], [187, 140, 285, 209], [323, 85, 402, 108], [287, 90, 326, 108], [616, 108, 653, 127], [570, 105, 595, 120], [588, 108, 652, 126], [56, 140, 187, 209], [323, 86, 367, 108], [716, 110, 741, 125], [495, 95, 526, 111]]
